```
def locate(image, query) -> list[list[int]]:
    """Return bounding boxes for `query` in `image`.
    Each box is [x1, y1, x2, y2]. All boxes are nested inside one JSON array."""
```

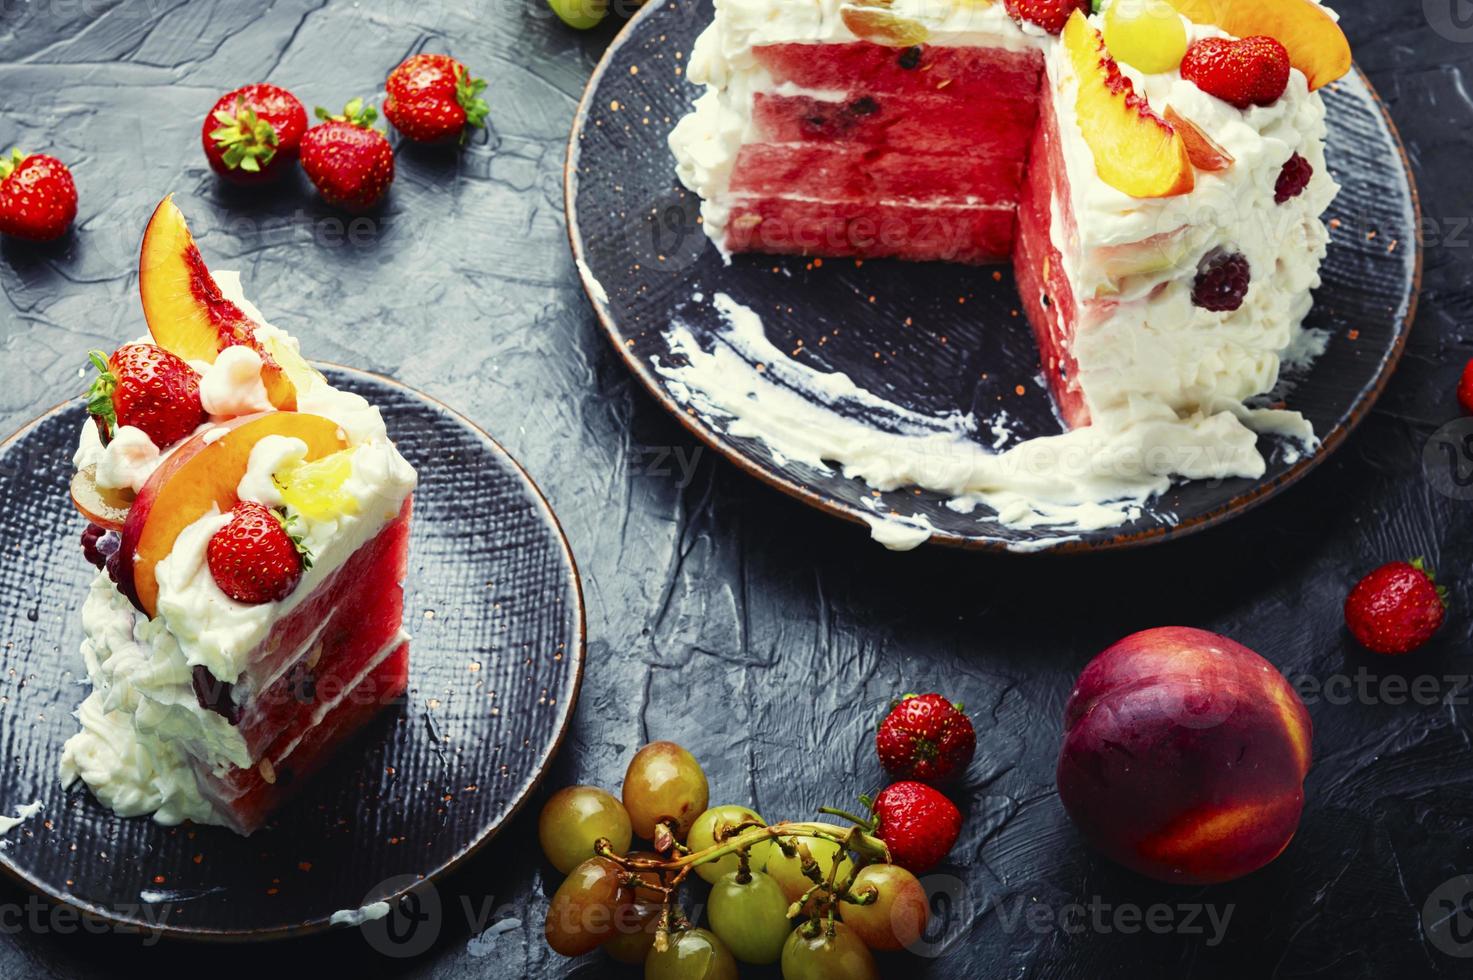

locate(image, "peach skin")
[[1056, 626, 1312, 884]]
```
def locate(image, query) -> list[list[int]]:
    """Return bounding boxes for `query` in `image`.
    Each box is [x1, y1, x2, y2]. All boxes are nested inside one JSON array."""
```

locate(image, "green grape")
[[766, 836, 853, 912], [841, 864, 929, 952], [539, 785, 633, 874], [543, 856, 626, 957], [780, 922, 879, 980], [622, 742, 710, 841], [645, 927, 739, 980], [707, 870, 792, 965], [546, 0, 608, 30], [687, 805, 775, 884]]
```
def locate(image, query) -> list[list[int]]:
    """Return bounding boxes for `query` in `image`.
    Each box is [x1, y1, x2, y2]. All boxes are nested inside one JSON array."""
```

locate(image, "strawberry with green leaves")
[[207, 501, 312, 604], [1345, 558, 1448, 655], [86, 344, 206, 448], [0, 150, 77, 241], [300, 99, 395, 210], [202, 83, 308, 184], [384, 54, 490, 143]]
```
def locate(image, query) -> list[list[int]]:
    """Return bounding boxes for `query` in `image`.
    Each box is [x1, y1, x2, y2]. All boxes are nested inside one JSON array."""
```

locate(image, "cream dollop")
[[93, 425, 163, 493], [199, 345, 274, 418]]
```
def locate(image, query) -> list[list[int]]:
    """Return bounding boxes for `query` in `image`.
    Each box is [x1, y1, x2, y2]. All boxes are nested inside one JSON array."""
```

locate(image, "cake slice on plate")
[[671, 0, 1351, 469], [62, 197, 418, 835]]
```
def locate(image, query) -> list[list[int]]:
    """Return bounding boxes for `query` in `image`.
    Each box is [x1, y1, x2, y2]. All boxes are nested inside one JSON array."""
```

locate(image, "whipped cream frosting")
[[666, 0, 1341, 548], [61, 273, 418, 828]]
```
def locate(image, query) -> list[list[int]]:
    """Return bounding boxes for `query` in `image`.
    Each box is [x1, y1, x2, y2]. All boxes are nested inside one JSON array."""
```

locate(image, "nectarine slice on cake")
[[139, 196, 319, 411], [1163, 0, 1350, 91], [70, 464, 133, 531], [1063, 11, 1193, 200], [116, 412, 347, 618], [1164, 106, 1234, 173]]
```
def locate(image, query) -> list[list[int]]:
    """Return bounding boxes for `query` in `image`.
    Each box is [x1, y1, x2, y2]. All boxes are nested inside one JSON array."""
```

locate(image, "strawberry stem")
[[315, 98, 381, 132], [455, 68, 490, 129], [0, 149, 25, 182], [210, 96, 280, 172], [85, 349, 118, 442]]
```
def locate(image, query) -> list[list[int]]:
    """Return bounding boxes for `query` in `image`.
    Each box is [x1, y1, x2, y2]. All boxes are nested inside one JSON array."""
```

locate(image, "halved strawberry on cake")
[[61, 198, 417, 835]]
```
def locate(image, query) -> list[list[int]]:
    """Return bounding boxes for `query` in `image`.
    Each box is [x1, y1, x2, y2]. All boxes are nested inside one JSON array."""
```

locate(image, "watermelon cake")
[[60, 197, 418, 835], [669, 0, 1353, 529]]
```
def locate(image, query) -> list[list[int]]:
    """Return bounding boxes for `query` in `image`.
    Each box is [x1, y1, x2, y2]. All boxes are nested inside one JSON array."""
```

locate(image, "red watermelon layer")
[[751, 91, 1038, 158], [730, 143, 1024, 203], [190, 498, 414, 835], [727, 196, 1016, 264], [752, 42, 1043, 100], [1013, 84, 1087, 428]]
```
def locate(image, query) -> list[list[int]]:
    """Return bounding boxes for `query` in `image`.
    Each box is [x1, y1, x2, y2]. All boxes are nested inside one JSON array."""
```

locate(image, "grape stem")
[[599, 821, 890, 873]]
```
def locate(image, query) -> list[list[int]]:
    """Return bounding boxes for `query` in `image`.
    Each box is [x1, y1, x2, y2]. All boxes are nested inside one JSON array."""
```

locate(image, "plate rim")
[[0, 362, 588, 942], [563, 0, 1424, 554]]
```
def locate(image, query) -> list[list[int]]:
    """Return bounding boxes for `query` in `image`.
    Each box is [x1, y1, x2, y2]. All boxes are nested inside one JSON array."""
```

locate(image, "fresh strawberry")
[[299, 99, 395, 210], [1180, 36, 1291, 110], [86, 345, 205, 448], [384, 54, 489, 143], [0, 150, 77, 241], [1004, 0, 1089, 36], [1458, 358, 1473, 415], [1345, 559, 1448, 655], [870, 781, 962, 874], [876, 693, 976, 785], [207, 501, 311, 604], [202, 83, 308, 184]]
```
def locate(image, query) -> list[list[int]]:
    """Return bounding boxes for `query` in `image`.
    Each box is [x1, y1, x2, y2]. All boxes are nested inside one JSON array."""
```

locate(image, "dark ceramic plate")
[[566, 0, 1421, 552], [0, 366, 584, 939]]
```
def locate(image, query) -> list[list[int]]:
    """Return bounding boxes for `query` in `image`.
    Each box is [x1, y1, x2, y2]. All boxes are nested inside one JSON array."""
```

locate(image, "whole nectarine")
[[1056, 627, 1312, 885]]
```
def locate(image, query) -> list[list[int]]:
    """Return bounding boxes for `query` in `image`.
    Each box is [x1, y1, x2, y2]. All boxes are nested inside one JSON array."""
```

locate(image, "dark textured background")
[[0, 0, 1470, 977]]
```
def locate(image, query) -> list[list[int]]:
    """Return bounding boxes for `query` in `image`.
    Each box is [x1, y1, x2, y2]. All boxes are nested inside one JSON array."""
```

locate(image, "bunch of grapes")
[[539, 741, 935, 978]]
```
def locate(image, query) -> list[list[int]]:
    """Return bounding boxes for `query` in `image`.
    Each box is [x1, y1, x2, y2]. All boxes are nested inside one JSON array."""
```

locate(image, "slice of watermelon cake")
[[671, 0, 1350, 447], [61, 198, 418, 835]]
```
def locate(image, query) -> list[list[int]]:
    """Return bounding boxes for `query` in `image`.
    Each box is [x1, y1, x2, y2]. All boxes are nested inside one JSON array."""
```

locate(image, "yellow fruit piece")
[[1063, 11, 1193, 200], [1104, 0, 1188, 75], [275, 449, 360, 522], [840, 6, 930, 46]]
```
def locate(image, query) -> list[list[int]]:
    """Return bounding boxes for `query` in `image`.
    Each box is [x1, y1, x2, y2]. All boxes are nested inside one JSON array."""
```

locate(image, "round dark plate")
[[0, 366, 585, 939], [566, 0, 1421, 552]]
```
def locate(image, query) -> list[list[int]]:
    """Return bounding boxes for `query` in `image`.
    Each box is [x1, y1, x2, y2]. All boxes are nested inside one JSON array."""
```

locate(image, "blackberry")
[[1192, 251, 1251, 312], [81, 524, 119, 570], [1274, 153, 1313, 204]]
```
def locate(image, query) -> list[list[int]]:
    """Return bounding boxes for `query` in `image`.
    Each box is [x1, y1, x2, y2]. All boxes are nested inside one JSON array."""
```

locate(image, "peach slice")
[[70, 464, 133, 531], [1164, 106, 1234, 172], [139, 197, 319, 411], [116, 412, 347, 618], [1163, 0, 1350, 91], [1063, 12, 1193, 200], [840, 5, 930, 46]]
